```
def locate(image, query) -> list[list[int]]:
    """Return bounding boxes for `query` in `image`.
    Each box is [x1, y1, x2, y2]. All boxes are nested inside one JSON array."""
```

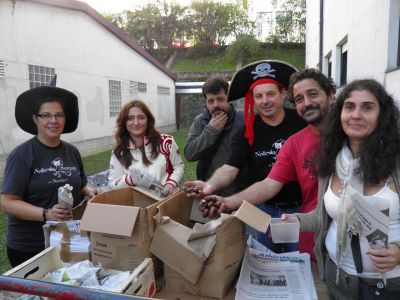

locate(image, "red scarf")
[[244, 78, 285, 145]]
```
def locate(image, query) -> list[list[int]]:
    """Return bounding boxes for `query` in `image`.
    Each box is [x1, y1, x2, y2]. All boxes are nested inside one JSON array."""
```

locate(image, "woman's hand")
[[281, 214, 297, 221], [47, 203, 72, 221], [367, 243, 400, 273], [164, 183, 178, 197], [83, 185, 99, 199]]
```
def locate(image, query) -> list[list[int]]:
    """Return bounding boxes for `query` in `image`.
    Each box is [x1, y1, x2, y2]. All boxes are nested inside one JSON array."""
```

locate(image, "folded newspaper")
[[235, 235, 317, 300], [129, 166, 167, 197]]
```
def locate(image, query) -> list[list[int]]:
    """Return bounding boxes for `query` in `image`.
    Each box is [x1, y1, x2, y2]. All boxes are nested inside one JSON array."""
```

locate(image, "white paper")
[[235, 236, 317, 300]]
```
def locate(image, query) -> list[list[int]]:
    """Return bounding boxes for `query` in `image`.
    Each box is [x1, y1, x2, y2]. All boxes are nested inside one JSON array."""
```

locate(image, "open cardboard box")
[[150, 192, 271, 299], [0, 247, 156, 299], [80, 187, 164, 272]]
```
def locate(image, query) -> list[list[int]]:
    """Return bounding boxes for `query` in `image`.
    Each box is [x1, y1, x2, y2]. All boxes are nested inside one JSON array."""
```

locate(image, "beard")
[[212, 108, 227, 116], [301, 104, 329, 125]]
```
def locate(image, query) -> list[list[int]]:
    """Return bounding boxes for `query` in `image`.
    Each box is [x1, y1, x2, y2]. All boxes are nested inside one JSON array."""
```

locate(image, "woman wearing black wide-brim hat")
[[0, 85, 97, 267]]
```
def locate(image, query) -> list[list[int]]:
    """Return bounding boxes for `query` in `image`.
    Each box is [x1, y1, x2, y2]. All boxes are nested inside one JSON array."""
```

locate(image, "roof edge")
[[18, 0, 176, 81]]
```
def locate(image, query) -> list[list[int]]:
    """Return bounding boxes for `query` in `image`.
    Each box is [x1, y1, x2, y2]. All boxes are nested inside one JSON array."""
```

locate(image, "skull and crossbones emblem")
[[251, 63, 276, 80]]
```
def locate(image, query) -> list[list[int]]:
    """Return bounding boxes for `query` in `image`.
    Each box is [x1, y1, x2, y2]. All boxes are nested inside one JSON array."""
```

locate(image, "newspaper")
[[235, 236, 317, 300], [129, 166, 167, 197], [351, 193, 389, 250]]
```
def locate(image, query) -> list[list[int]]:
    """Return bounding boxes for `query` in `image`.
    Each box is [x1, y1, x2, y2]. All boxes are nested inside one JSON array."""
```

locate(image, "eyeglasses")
[[36, 112, 65, 121]]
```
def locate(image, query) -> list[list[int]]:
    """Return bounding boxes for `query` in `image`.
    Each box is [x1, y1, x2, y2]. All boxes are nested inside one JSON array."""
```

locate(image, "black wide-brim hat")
[[15, 86, 79, 135], [228, 60, 298, 101]]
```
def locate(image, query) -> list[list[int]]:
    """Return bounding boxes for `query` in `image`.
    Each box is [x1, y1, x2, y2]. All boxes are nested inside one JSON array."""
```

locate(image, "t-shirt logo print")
[[51, 158, 72, 178], [251, 63, 276, 80]]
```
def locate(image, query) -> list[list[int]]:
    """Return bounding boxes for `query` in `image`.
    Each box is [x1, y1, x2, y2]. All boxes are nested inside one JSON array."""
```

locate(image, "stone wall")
[[176, 94, 244, 130], [175, 71, 235, 81]]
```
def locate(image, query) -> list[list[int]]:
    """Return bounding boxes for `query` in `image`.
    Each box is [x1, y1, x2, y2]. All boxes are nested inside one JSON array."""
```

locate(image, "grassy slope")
[[0, 131, 195, 273], [171, 47, 305, 72]]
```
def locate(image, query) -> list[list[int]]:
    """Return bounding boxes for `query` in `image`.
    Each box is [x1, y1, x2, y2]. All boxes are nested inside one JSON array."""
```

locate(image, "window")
[[130, 81, 147, 99], [336, 38, 348, 86], [28, 64, 55, 88], [397, 17, 400, 67], [157, 86, 170, 95], [138, 82, 147, 93], [157, 86, 171, 124], [325, 53, 332, 79], [109, 80, 121, 117], [275, 11, 292, 24], [340, 44, 348, 86], [257, 12, 273, 39], [0, 60, 5, 77], [129, 81, 138, 98]]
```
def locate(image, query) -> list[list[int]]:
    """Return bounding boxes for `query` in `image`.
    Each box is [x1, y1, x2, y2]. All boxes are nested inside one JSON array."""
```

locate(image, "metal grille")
[[109, 80, 121, 117], [28, 64, 55, 88], [130, 80, 138, 98], [157, 86, 170, 95], [0, 60, 5, 77], [138, 82, 147, 93]]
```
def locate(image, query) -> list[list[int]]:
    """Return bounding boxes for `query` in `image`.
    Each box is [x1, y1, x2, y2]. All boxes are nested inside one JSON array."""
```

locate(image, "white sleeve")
[[108, 152, 135, 189], [165, 137, 184, 187]]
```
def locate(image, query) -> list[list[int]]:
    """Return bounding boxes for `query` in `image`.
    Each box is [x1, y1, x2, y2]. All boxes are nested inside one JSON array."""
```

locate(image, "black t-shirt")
[[2, 137, 87, 251], [228, 109, 307, 205]]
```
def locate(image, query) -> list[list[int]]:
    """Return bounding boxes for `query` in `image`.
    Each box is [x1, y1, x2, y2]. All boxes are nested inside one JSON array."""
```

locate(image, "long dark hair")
[[113, 100, 161, 168], [318, 79, 400, 183]]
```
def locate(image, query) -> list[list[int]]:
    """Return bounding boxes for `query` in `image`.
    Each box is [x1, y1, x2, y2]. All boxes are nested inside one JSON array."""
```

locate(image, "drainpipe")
[[319, 0, 324, 71]]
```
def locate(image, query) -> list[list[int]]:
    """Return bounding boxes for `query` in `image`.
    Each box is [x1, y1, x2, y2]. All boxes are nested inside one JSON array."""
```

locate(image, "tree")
[[271, 0, 306, 43], [226, 34, 260, 66], [187, 0, 255, 47], [105, 1, 187, 51]]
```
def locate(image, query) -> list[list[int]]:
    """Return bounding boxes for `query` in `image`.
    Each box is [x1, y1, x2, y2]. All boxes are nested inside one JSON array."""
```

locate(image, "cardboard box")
[[150, 191, 250, 299], [1, 247, 156, 299], [43, 220, 90, 263], [80, 187, 162, 271]]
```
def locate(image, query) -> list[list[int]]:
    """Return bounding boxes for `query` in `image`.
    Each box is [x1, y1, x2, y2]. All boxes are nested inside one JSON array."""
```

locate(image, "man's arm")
[[200, 177, 284, 217], [207, 164, 239, 192], [225, 177, 284, 210], [185, 164, 239, 197]]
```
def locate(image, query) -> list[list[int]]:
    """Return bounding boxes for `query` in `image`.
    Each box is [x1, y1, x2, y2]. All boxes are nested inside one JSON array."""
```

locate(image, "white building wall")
[[0, 0, 176, 159], [306, 0, 400, 101], [305, 0, 320, 68]]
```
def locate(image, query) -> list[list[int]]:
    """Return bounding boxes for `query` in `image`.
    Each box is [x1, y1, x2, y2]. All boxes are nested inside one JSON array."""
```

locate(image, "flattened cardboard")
[[80, 187, 162, 271], [233, 200, 271, 233]]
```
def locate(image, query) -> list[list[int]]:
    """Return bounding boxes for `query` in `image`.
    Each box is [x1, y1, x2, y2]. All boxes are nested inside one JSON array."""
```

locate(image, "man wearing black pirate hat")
[[198, 68, 336, 263], [186, 60, 307, 253], [1, 82, 96, 267]]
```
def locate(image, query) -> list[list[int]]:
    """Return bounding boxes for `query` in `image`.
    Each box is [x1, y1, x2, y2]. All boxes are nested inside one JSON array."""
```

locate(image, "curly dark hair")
[[113, 100, 161, 168], [318, 79, 400, 183], [202, 77, 229, 98], [287, 68, 336, 103]]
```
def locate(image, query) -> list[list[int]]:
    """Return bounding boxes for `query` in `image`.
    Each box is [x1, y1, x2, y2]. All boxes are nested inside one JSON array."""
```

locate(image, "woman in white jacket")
[[108, 100, 184, 197]]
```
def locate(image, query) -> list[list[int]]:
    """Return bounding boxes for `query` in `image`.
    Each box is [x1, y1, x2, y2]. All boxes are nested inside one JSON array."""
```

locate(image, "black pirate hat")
[[15, 76, 78, 135], [228, 60, 297, 144]]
